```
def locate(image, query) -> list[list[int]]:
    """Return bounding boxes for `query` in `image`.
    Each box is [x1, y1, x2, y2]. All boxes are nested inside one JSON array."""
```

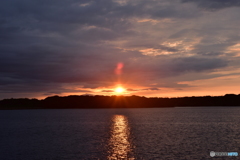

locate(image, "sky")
[[1, 0, 240, 99]]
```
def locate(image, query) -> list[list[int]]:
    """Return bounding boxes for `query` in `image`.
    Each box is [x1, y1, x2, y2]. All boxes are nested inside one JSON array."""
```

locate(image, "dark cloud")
[[181, 0, 240, 10], [142, 88, 160, 91], [127, 88, 138, 92], [0, 0, 238, 99], [102, 90, 114, 92], [157, 45, 179, 52], [169, 57, 228, 73], [124, 56, 228, 78], [147, 88, 160, 91], [126, 88, 160, 92]]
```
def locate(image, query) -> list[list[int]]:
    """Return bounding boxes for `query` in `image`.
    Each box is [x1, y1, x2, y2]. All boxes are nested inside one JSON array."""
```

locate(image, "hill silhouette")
[[0, 94, 240, 110]]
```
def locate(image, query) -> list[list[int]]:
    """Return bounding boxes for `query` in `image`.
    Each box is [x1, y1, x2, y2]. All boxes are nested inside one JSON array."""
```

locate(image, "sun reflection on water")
[[108, 115, 134, 160]]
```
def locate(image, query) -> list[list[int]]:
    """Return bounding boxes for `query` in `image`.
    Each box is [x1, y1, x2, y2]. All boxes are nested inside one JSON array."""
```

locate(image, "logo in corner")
[[210, 151, 215, 157]]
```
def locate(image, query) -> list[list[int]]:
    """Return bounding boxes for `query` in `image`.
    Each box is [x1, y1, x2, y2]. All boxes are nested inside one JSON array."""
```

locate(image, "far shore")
[[1, 94, 240, 110]]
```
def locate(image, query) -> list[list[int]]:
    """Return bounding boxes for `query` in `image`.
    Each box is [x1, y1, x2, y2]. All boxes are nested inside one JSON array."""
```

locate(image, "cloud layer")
[[1, 0, 240, 99]]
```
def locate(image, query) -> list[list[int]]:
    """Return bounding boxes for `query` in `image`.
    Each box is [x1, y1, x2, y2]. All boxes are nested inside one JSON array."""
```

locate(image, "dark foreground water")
[[0, 107, 240, 160]]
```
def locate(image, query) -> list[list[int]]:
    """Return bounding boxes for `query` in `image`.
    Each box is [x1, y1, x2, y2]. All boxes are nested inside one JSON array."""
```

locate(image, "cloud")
[[148, 88, 160, 91], [0, 0, 240, 98], [142, 88, 160, 91], [127, 88, 138, 91], [102, 90, 114, 92], [181, 0, 240, 10]]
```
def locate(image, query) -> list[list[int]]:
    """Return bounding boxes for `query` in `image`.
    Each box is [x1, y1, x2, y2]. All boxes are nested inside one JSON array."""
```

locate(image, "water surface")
[[0, 107, 240, 159]]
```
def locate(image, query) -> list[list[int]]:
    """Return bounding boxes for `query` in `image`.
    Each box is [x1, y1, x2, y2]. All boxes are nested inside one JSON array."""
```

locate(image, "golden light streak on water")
[[108, 115, 134, 160]]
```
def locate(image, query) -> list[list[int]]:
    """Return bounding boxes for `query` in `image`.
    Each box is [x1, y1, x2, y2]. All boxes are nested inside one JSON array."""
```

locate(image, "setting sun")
[[115, 87, 125, 93]]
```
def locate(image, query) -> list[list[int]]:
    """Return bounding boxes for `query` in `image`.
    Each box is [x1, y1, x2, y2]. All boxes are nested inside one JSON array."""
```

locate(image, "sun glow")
[[115, 87, 125, 93]]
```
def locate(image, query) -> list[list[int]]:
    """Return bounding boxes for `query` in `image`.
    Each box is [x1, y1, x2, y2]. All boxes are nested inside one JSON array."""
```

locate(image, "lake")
[[0, 107, 240, 159]]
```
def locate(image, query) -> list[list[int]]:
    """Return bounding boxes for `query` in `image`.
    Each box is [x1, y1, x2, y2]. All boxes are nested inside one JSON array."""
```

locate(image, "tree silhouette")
[[0, 94, 240, 109]]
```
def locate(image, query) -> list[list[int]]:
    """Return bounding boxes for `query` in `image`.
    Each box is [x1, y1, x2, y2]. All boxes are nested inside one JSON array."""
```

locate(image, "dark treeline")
[[0, 94, 240, 109]]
